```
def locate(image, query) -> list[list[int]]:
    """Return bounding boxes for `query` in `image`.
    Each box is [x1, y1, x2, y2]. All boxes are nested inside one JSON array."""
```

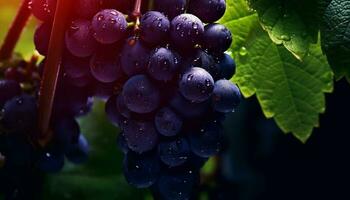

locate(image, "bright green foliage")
[[248, 0, 321, 59], [321, 0, 350, 81], [221, 0, 334, 142]]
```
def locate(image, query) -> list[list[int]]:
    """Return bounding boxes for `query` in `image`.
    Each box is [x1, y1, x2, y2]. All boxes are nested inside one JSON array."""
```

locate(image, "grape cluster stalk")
[[0, 0, 242, 199]]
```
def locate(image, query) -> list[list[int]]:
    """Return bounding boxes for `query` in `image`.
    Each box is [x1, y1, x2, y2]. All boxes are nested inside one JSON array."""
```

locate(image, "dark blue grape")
[[188, 122, 224, 158], [155, 107, 183, 137], [123, 151, 160, 188], [122, 75, 160, 114], [215, 53, 236, 80], [38, 150, 65, 173], [1, 94, 37, 133], [123, 120, 159, 153], [188, 0, 226, 23], [170, 92, 210, 119], [92, 9, 127, 44], [65, 134, 89, 164], [179, 67, 214, 103], [62, 52, 90, 78], [117, 133, 129, 154], [65, 19, 97, 57], [212, 80, 241, 113], [120, 37, 150, 76], [140, 11, 170, 46], [156, 169, 197, 200], [0, 80, 21, 108], [30, 0, 57, 21], [148, 47, 181, 82], [34, 22, 51, 56], [53, 117, 80, 150], [170, 14, 204, 49], [116, 95, 132, 118], [203, 23, 232, 54], [154, 0, 187, 19], [2, 136, 36, 167], [90, 47, 123, 83], [159, 137, 190, 167]]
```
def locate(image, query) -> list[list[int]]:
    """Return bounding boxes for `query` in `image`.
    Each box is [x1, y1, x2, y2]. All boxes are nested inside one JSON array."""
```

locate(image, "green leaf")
[[248, 0, 321, 59], [321, 0, 350, 80], [233, 25, 334, 142]]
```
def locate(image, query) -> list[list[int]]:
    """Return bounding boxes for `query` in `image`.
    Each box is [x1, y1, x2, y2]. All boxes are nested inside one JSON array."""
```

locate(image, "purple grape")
[[62, 52, 90, 78], [123, 120, 159, 154], [65, 19, 97, 57], [120, 37, 150, 76], [169, 92, 210, 119], [203, 23, 232, 54], [212, 80, 241, 113], [215, 53, 236, 80], [53, 117, 80, 149], [123, 151, 160, 188], [116, 95, 132, 118], [158, 137, 190, 167], [34, 22, 51, 56], [179, 67, 214, 103], [155, 107, 183, 137], [140, 11, 170, 46], [170, 14, 204, 49], [92, 9, 127, 44], [105, 95, 125, 127], [74, 0, 102, 19], [154, 0, 187, 19], [117, 133, 129, 154], [0, 80, 21, 108], [122, 75, 160, 114], [29, 0, 57, 21], [188, 0, 226, 23], [38, 150, 65, 173]]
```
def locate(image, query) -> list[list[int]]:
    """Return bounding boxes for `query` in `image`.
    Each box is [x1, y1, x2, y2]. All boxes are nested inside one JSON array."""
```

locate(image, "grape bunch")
[[1, 0, 241, 199]]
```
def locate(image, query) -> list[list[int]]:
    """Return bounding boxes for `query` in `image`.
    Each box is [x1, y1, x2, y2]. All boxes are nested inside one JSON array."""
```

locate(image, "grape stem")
[[0, 0, 31, 61], [132, 0, 143, 31], [38, 0, 72, 145]]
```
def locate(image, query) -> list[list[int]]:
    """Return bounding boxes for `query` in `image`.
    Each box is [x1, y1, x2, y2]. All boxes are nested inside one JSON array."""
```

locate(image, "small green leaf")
[[321, 0, 350, 80], [248, 0, 321, 59], [233, 26, 334, 142]]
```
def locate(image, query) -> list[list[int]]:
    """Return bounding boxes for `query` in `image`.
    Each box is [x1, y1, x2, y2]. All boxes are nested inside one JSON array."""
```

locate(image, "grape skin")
[[140, 11, 170, 46], [188, 0, 226, 23]]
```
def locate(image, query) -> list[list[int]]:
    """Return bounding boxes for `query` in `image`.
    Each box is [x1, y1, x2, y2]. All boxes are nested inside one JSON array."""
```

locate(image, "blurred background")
[[1, 1, 350, 200]]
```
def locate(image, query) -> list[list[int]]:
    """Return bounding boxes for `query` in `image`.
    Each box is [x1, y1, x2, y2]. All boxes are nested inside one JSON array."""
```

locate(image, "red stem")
[[0, 0, 31, 60], [38, 0, 71, 140], [132, 0, 142, 31]]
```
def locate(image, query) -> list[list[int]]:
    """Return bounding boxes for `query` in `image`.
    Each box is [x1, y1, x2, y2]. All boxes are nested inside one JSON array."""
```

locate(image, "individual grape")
[[188, 0, 226, 23], [154, 0, 187, 19], [170, 14, 204, 49], [92, 9, 128, 44], [90, 48, 123, 83], [74, 0, 102, 19], [62, 52, 90, 78], [202, 23, 232, 54], [34, 22, 51, 56], [65, 19, 97, 57], [156, 169, 197, 200], [123, 151, 160, 188], [148, 47, 181, 82], [179, 67, 214, 103], [117, 133, 129, 154], [29, 0, 57, 21], [188, 122, 224, 158], [0, 80, 21, 108], [123, 120, 159, 153], [105, 95, 125, 127], [38, 150, 65, 173], [215, 53, 236, 80], [1, 94, 37, 133], [122, 75, 160, 114], [212, 80, 241, 113], [159, 137, 190, 167], [65, 134, 89, 164], [170, 92, 210, 119], [140, 11, 170, 46], [120, 37, 150, 76], [155, 107, 183, 137]]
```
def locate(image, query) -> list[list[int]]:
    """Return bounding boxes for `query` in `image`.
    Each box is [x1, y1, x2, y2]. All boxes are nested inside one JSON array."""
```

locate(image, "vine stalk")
[[132, 0, 143, 31], [38, 0, 72, 144], [0, 0, 31, 60]]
